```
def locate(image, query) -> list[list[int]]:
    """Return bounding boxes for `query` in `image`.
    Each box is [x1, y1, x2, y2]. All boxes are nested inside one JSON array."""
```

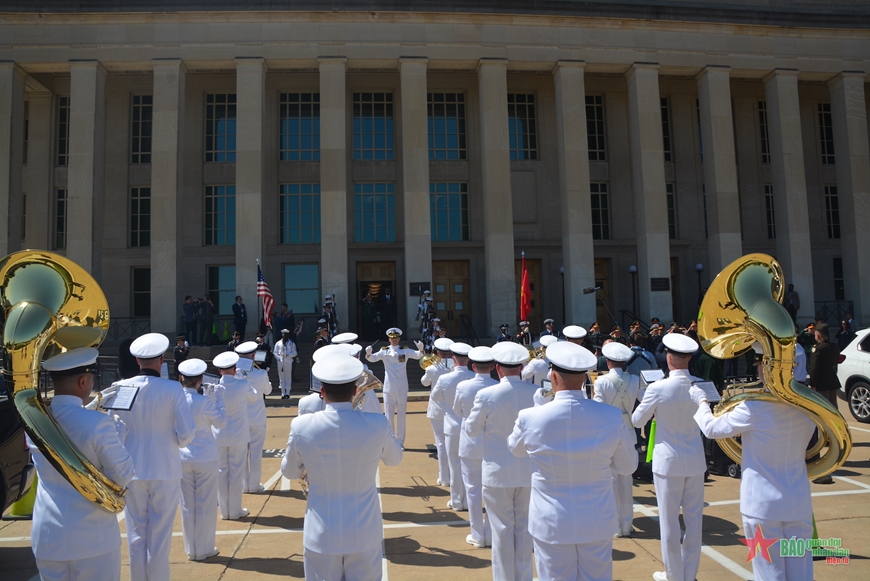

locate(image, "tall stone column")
[[829, 71, 870, 325], [697, 65, 742, 273], [24, 92, 53, 250], [626, 63, 673, 322], [0, 62, 25, 255], [319, 57, 349, 328], [151, 59, 186, 333], [764, 69, 814, 320], [553, 61, 596, 325], [235, 57, 266, 319], [399, 57, 432, 332], [67, 60, 106, 273]]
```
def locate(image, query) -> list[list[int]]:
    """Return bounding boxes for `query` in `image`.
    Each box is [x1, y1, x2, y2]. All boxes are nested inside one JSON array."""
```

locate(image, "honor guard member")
[[177, 359, 227, 561], [516, 321, 532, 345], [235, 341, 274, 493], [348, 343, 384, 414], [281, 354, 403, 581], [228, 330, 241, 352], [422, 337, 455, 486], [539, 318, 557, 338], [365, 327, 424, 447], [454, 346, 498, 548], [115, 333, 195, 581], [495, 324, 513, 343], [465, 342, 538, 581], [522, 335, 558, 387], [30, 349, 135, 581], [300, 344, 353, 416], [212, 351, 258, 520], [431, 342, 475, 510], [255, 333, 274, 370], [274, 329, 298, 399], [509, 342, 638, 581], [593, 342, 642, 538], [173, 335, 189, 378], [562, 325, 588, 346], [631, 333, 706, 581], [690, 352, 815, 581]]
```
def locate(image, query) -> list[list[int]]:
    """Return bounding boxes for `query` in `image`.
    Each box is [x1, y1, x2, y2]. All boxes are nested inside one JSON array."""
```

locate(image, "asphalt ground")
[[2, 395, 869, 581]]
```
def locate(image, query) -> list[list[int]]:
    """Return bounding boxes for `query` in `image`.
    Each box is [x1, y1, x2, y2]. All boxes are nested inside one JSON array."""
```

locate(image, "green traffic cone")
[[4, 472, 37, 520]]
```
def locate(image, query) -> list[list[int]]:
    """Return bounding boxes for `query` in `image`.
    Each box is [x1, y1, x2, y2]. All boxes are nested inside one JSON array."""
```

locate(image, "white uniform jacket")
[[694, 400, 814, 521], [508, 391, 638, 544], [593, 368, 640, 444], [366, 345, 422, 393], [465, 375, 538, 488], [29, 395, 136, 561], [631, 369, 706, 476], [521, 357, 549, 387], [298, 392, 326, 416], [115, 372, 195, 480], [432, 366, 475, 435], [212, 375, 258, 447], [423, 362, 451, 419], [454, 373, 499, 459], [180, 387, 227, 464], [281, 402, 403, 554], [273, 339, 298, 369], [243, 367, 273, 429]]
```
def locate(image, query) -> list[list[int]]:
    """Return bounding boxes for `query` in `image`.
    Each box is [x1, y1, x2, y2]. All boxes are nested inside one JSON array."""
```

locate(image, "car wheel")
[[848, 381, 870, 423]]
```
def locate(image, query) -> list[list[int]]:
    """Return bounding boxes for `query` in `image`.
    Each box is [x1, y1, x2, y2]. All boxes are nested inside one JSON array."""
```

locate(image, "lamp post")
[[559, 266, 566, 327], [695, 263, 704, 305], [629, 265, 638, 316]]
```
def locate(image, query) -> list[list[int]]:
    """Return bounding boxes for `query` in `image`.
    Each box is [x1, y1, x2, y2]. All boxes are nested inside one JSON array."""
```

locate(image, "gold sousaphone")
[[0, 250, 126, 512], [698, 253, 852, 479]]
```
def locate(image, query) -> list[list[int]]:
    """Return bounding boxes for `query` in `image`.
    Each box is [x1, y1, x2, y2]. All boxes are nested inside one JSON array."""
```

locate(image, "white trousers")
[[217, 444, 248, 519], [383, 390, 408, 446], [245, 422, 267, 492], [180, 460, 219, 560], [278, 360, 293, 395], [533, 537, 612, 581], [742, 515, 813, 581], [429, 417, 449, 484], [37, 547, 121, 581], [444, 430, 466, 508], [125, 479, 180, 581], [653, 473, 704, 581], [483, 485, 533, 581], [303, 544, 382, 581], [461, 456, 490, 544], [614, 470, 634, 535]]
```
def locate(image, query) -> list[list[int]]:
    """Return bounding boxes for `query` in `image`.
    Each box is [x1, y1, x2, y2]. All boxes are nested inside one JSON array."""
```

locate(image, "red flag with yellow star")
[[520, 254, 532, 321]]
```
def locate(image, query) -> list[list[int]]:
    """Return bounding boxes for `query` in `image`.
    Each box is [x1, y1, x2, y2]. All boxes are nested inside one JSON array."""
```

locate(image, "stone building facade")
[[1, 2, 869, 338]]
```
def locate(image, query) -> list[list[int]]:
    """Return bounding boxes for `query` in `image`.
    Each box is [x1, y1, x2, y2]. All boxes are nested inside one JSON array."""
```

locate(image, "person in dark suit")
[[232, 296, 247, 341], [495, 324, 513, 343], [379, 287, 398, 331], [808, 322, 842, 485]]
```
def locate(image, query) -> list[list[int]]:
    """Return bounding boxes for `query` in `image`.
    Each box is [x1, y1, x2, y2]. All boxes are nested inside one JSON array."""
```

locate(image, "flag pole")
[[257, 258, 262, 336]]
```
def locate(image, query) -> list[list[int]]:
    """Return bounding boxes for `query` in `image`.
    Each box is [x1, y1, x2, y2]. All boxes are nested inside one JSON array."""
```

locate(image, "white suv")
[[837, 328, 870, 423]]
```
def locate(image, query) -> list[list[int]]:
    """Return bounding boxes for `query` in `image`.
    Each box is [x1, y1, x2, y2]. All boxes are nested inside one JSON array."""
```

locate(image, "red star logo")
[[739, 524, 778, 563]]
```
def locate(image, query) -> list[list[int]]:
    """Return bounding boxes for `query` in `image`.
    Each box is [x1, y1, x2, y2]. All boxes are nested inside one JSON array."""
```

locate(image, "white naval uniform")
[[465, 375, 538, 581], [521, 357, 549, 387], [366, 344, 422, 446], [508, 391, 638, 581], [29, 396, 135, 581], [242, 366, 273, 492], [273, 338, 298, 396], [631, 369, 707, 581], [298, 392, 326, 416], [593, 367, 641, 536], [454, 372, 498, 544], [179, 386, 227, 561], [212, 375, 258, 519], [694, 400, 815, 581], [431, 365, 475, 508], [422, 361, 452, 485], [115, 372, 195, 581], [281, 402, 403, 581]]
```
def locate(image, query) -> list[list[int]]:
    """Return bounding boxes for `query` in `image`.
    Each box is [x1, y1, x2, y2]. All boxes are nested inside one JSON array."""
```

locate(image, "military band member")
[[539, 318, 557, 338], [255, 333, 273, 370], [235, 341, 273, 493], [173, 335, 189, 378], [366, 327, 424, 447], [562, 324, 588, 346], [300, 344, 354, 416], [509, 342, 637, 581], [631, 333, 706, 581], [516, 321, 532, 345], [177, 358, 226, 561], [593, 342, 641, 538], [227, 330, 241, 352], [431, 342, 474, 510], [116, 333, 195, 581], [454, 346, 498, 548], [30, 348, 135, 581], [349, 343, 384, 414], [274, 329, 298, 399], [282, 355, 403, 581], [422, 337, 456, 486], [496, 324, 513, 343], [522, 335, 557, 387], [465, 342, 538, 581], [212, 351, 258, 520]]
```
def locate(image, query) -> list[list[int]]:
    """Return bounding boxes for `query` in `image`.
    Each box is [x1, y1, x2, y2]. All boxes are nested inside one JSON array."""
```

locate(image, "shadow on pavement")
[[385, 535, 491, 568], [252, 514, 305, 529], [222, 555, 305, 577], [378, 485, 449, 498], [381, 509, 469, 524]]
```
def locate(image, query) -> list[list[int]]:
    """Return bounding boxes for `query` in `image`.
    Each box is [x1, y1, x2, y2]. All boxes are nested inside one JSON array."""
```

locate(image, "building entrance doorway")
[[356, 261, 396, 342], [432, 260, 470, 338]]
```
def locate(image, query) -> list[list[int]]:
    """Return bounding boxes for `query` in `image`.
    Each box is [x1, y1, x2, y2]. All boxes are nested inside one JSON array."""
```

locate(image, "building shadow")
[[384, 536, 491, 569], [0, 547, 38, 581]]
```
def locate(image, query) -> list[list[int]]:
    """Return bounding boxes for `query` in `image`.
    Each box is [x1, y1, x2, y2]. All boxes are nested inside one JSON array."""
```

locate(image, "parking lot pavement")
[[3, 397, 870, 580]]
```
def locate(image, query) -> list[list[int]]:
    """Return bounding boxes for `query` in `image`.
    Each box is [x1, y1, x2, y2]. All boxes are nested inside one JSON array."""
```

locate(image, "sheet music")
[[254, 350, 267, 363], [236, 358, 254, 372], [100, 385, 140, 411], [692, 381, 722, 403], [640, 369, 665, 384]]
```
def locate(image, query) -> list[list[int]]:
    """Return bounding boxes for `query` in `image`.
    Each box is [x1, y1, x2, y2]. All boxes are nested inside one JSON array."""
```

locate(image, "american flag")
[[257, 265, 275, 328]]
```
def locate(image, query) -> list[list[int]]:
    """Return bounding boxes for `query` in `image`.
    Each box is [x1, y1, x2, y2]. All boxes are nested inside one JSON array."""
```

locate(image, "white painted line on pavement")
[[634, 503, 658, 517], [280, 477, 292, 491], [117, 511, 125, 523], [848, 424, 870, 433], [834, 475, 870, 490], [701, 545, 754, 580], [263, 468, 283, 490]]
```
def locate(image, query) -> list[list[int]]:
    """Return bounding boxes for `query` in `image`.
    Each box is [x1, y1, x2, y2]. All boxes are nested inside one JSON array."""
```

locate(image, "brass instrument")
[[0, 250, 126, 512], [698, 253, 852, 479], [526, 341, 545, 362], [418, 353, 442, 370], [353, 369, 383, 410]]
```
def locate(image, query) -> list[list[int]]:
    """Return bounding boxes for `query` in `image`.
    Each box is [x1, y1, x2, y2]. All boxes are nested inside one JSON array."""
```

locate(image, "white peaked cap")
[[235, 341, 258, 354], [213, 351, 240, 369], [348, 344, 363, 357], [450, 342, 472, 356], [42, 347, 99, 372], [539, 335, 559, 347], [386, 327, 403, 337], [433, 337, 455, 351], [547, 342, 598, 372], [332, 332, 359, 344], [312, 355, 364, 384], [178, 358, 207, 377], [130, 333, 170, 358], [468, 346, 495, 363], [491, 342, 530, 366], [602, 342, 633, 362], [312, 344, 353, 362], [662, 333, 699, 354], [562, 325, 588, 340]]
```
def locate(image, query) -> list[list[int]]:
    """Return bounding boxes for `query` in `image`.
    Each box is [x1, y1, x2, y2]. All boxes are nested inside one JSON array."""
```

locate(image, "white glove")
[[366, 346, 373, 356], [689, 385, 708, 407], [85, 384, 119, 410], [414, 340, 424, 352], [213, 384, 226, 402], [112, 414, 128, 442]]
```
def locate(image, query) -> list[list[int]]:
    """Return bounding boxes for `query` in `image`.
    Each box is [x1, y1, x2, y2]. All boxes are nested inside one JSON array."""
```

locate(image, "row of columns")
[[1, 59, 868, 332]]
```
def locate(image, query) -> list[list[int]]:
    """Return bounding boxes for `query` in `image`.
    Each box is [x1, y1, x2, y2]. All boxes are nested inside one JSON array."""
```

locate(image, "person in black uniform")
[[808, 323, 841, 484], [232, 296, 247, 341], [173, 335, 189, 379], [227, 330, 241, 352], [255, 333, 274, 371], [496, 324, 513, 343], [539, 318, 557, 339], [516, 321, 532, 345]]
